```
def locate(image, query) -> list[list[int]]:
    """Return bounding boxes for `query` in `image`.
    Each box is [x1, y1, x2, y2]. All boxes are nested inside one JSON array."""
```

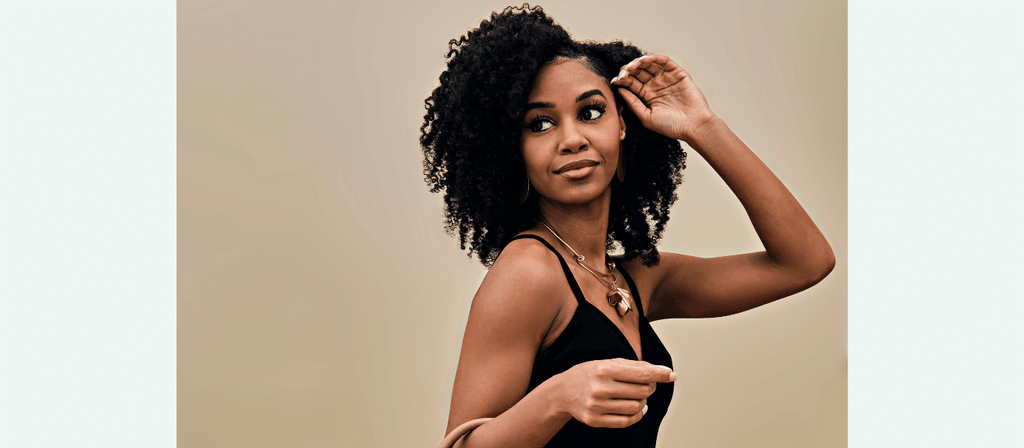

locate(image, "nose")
[[557, 121, 588, 154]]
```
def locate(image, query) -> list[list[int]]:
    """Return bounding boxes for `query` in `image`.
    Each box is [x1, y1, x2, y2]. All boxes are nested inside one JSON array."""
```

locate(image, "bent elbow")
[[785, 241, 835, 290], [807, 243, 836, 285]]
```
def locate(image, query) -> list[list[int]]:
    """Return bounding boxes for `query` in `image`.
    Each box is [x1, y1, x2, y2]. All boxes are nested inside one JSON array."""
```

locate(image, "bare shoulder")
[[449, 236, 572, 429], [469, 236, 568, 337], [489, 236, 565, 288]]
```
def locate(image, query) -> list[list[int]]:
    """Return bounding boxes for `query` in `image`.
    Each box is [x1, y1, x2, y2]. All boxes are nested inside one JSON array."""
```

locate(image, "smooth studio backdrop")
[[179, 0, 846, 446]]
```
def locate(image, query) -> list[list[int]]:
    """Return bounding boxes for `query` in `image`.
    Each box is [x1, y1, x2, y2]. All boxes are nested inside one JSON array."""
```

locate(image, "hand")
[[611, 54, 717, 142], [553, 358, 676, 428]]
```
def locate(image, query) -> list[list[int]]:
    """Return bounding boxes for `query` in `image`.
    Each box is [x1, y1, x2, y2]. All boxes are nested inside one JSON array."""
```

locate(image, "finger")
[[597, 359, 670, 383], [594, 397, 647, 416], [611, 55, 654, 83], [620, 55, 646, 73], [614, 57, 655, 82], [633, 58, 667, 79], [615, 86, 648, 117], [587, 409, 646, 429], [610, 361, 677, 384], [593, 381, 656, 400], [634, 54, 683, 74], [631, 67, 655, 84], [611, 74, 646, 103], [633, 54, 689, 87], [616, 55, 663, 84], [599, 403, 649, 428], [610, 66, 638, 85]]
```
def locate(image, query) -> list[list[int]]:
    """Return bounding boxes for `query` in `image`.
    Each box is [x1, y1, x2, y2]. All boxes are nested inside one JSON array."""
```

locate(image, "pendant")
[[607, 287, 632, 317]]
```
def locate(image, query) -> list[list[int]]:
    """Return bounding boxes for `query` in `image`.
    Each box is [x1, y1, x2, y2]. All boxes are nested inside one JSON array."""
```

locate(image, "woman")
[[420, 5, 835, 447]]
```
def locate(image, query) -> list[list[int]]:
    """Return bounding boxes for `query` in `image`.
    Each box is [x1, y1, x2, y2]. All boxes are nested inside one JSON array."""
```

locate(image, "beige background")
[[179, 0, 846, 446]]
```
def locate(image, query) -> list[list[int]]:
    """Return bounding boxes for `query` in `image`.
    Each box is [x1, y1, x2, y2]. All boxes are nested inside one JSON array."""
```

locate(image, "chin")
[[549, 182, 613, 206]]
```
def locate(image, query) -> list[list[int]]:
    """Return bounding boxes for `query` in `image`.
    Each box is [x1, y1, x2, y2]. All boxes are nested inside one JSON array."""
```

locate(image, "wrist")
[[685, 115, 726, 149], [542, 371, 574, 422]]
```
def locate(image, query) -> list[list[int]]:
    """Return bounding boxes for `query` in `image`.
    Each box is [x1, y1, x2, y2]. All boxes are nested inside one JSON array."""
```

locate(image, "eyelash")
[[524, 101, 608, 133], [579, 100, 607, 120]]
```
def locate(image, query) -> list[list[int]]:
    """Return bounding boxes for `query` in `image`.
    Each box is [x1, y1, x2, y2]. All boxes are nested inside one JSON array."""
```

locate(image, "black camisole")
[[511, 234, 674, 447]]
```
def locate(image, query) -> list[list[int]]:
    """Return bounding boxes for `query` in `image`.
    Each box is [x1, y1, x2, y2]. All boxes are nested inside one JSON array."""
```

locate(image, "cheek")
[[519, 139, 548, 174], [595, 122, 623, 153]]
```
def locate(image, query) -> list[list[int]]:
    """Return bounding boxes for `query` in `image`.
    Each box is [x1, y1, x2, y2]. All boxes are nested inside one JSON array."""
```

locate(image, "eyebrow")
[[525, 89, 606, 111], [575, 89, 604, 102]]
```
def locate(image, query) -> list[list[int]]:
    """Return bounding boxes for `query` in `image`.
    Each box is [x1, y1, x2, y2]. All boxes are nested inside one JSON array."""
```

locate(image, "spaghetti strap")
[[509, 234, 587, 305]]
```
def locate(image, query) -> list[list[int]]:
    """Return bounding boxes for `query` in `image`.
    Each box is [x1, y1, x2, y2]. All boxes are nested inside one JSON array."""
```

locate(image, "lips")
[[555, 159, 599, 174]]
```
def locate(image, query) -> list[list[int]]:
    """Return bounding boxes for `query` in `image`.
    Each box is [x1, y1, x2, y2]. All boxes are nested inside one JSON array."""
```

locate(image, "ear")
[[617, 106, 626, 141]]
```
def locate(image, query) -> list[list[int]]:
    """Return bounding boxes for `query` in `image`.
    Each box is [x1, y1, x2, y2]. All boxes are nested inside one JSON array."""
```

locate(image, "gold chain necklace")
[[540, 220, 632, 317]]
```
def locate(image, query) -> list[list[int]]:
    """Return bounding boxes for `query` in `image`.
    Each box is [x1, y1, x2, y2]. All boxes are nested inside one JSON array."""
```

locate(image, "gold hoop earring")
[[616, 151, 626, 182], [518, 175, 530, 204]]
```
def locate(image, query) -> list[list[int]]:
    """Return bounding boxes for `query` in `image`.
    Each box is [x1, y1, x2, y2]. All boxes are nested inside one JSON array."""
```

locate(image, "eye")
[[580, 107, 604, 121], [579, 100, 607, 122], [526, 117, 554, 133]]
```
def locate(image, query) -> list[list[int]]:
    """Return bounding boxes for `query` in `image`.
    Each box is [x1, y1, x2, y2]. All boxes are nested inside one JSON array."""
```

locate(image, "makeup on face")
[[519, 59, 626, 205]]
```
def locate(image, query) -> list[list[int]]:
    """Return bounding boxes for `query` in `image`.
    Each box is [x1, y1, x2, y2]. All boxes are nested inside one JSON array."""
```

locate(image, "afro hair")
[[420, 4, 686, 267]]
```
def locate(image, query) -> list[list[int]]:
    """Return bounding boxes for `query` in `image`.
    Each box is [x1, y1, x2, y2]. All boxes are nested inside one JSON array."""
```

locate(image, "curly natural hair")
[[420, 4, 686, 267]]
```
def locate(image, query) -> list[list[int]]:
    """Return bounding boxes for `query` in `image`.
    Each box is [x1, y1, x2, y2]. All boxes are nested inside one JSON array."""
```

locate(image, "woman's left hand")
[[611, 54, 716, 143]]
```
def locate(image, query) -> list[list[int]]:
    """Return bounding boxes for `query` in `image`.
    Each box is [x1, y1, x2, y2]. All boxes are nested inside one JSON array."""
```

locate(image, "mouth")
[[555, 159, 599, 174]]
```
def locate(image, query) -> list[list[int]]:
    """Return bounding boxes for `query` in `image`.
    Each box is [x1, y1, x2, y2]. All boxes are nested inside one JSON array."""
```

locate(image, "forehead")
[[526, 59, 609, 102]]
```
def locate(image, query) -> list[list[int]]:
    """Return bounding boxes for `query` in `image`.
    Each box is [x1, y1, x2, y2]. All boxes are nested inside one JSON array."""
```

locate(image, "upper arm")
[[632, 249, 834, 321], [445, 240, 566, 433]]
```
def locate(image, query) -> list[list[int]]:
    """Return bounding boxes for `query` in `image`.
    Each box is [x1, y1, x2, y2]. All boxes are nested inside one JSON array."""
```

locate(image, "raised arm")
[[445, 239, 676, 447], [611, 54, 835, 320]]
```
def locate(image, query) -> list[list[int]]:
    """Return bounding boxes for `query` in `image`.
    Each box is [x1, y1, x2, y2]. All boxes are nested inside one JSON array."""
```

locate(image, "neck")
[[536, 191, 611, 267]]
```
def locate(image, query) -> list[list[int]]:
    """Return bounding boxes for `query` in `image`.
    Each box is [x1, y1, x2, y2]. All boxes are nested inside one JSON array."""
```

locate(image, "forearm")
[[452, 376, 572, 448], [687, 117, 835, 276]]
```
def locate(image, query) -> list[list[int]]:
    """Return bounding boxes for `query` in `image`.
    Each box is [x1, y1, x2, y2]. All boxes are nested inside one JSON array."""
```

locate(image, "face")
[[521, 58, 626, 206]]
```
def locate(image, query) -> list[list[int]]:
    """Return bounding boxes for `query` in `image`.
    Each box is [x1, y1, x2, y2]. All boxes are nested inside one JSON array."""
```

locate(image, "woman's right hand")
[[554, 358, 676, 428]]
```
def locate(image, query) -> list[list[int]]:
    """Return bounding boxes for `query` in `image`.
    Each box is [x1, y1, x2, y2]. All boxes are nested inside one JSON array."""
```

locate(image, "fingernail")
[[642, 404, 649, 415], [618, 69, 626, 79], [655, 365, 677, 381]]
